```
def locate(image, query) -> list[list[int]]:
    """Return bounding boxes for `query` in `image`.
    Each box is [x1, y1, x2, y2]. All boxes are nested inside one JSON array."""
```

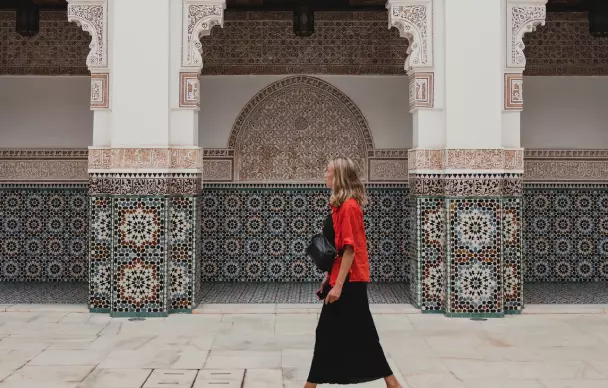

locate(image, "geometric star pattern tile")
[[411, 197, 445, 312], [200, 187, 409, 283], [112, 197, 167, 316], [503, 197, 523, 313], [169, 196, 198, 312], [0, 188, 88, 282], [523, 189, 608, 282], [446, 198, 503, 317], [89, 196, 112, 311]]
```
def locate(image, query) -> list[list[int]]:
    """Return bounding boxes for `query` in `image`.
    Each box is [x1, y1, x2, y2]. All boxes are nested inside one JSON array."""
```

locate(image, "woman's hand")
[[316, 273, 329, 300], [325, 284, 342, 304]]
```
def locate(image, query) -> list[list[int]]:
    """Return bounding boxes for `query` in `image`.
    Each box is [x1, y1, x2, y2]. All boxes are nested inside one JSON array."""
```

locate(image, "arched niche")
[[229, 76, 374, 182]]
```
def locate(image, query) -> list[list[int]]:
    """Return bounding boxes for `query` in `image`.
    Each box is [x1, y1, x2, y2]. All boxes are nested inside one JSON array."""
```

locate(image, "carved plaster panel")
[[387, 0, 433, 70], [409, 72, 434, 111], [368, 159, 408, 182], [203, 159, 234, 182], [408, 149, 524, 173], [230, 76, 373, 182], [504, 73, 523, 110], [88, 148, 202, 171], [89, 173, 202, 195], [525, 149, 608, 182], [507, 0, 547, 70], [182, 0, 226, 70], [66, 0, 108, 69], [0, 149, 88, 183], [90, 73, 109, 109], [179, 72, 200, 108]]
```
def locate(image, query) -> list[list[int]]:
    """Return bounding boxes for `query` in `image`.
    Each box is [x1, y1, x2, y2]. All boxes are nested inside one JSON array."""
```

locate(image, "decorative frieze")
[[408, 149, 524, 173], [409, 173, 523, 197], [89, 173, 202, 196], [0, 149, 88, 183], [4, 148, 608, 184], [525, 149, 608, 182], [88, 148, 202, 172]]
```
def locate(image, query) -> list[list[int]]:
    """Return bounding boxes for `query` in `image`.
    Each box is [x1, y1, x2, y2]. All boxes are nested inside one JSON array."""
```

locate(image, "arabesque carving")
[[386, 0, 433, 70], [182, 0, 226, 70], [507, 0, 547, 69], [230, 76, 373, 182], [66, 0, 108, 69]]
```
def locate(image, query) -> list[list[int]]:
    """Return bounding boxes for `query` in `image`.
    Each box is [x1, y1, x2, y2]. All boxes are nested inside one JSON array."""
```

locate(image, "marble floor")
[[1, 282, 607, 305], [0, 306, 607, 387]]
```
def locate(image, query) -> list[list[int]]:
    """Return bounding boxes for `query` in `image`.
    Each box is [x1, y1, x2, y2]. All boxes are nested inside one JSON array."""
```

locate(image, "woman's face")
[[325, 163, 334, 189]]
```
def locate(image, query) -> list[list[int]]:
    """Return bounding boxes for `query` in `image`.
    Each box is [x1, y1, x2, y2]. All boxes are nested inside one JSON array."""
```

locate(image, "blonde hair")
[[329, 157, 368, 207]]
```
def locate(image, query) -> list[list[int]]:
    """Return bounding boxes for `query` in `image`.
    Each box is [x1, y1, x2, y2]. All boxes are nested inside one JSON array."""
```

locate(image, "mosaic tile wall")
[[446, 198, 503, 317], [200, 185, 409, 283], [112, 197, 168, 316], [0, 11, 605, 75], [4, 184, 608, 286], [0, 186, 88, 282], [524, 187, 608, 282]]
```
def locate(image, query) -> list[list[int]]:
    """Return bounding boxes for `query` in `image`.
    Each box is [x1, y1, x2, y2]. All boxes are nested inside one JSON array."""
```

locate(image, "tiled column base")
[[409, 173, 524, 318], [88, 173, 201, 317]]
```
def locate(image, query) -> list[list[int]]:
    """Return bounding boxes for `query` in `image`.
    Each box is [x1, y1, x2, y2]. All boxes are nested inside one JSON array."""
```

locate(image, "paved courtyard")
[[0, 304, 607, 388]]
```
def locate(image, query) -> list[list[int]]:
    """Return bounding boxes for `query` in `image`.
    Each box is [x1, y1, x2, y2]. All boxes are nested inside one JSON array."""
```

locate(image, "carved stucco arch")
[[229, 76, 374, 182], [387, 0, 433, 70], [66, 0, 108, 70], [182, 0, 226, 71], [507, 0, 547, 69]]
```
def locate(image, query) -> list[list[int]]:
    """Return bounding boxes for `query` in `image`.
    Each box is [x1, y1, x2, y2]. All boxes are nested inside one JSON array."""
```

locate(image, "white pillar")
[[110, 0, 172, 147], [444, 0, 503, 149]]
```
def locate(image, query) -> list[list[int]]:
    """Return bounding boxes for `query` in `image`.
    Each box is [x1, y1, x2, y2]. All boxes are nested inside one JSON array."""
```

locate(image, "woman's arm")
[[326, 245, 354, 304]]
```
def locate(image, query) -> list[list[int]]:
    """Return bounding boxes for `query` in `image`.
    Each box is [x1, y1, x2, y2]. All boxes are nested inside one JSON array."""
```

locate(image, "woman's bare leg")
[[385, 375, 402, 388], [304, 382, 317, 388]]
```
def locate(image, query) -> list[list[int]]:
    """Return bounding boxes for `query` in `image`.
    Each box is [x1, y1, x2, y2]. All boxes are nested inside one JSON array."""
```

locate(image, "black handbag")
[[306, 233, 337, 272], [306, 213, 342, 272]]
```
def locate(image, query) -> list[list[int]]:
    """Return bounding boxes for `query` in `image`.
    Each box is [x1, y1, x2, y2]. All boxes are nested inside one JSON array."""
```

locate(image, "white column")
[[110, 0, 172, 148], [444, 0, 503, 149]]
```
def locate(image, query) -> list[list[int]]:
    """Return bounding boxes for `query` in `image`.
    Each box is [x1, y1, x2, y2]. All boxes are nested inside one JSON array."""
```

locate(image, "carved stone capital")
[[182, 0, 226, 70], [387, 0, 433, 71], [66, 0, 108, 70], [507, 0, 547, 70]]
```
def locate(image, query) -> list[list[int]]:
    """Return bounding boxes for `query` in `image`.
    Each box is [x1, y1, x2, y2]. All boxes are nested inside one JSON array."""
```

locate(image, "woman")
[[305, 157, 401, 388]]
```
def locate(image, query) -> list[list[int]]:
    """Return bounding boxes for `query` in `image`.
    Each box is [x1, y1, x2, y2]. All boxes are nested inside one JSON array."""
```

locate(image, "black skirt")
[[307, 282, 393, 385]]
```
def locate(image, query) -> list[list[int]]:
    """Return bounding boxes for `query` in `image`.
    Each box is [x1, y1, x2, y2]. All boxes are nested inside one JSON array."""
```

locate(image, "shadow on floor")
[[0, 282, 606, 305]]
